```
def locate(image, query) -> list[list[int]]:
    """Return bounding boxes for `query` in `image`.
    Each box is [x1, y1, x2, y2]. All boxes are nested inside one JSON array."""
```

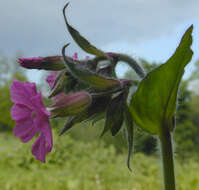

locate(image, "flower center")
[[31, 111, 37, 118]]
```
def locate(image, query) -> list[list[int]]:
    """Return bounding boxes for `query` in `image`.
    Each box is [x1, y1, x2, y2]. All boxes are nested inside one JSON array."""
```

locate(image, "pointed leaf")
[[130, 25, 193, 134], [101, 93, 124, 137], [124, 105, 134, 171], [63, 3, 104, 56]]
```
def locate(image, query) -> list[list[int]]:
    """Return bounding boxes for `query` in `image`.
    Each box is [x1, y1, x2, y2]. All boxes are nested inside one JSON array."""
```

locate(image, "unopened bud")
[[18, 56, 65, 71], [49, 92, 92, 117]]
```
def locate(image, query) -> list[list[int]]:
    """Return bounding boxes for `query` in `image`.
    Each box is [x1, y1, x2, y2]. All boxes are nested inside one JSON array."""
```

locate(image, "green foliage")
[[124, 40, 199, 158], [190, 95, 199, 128], [0, 85, 14, 131], [174, 81, 199, 158], [134, 128, 156, 154], [0, 72, 27, 131], [0, 133, 199, 190], [190, 59, 199, 81], [0, 54, 10, 86], [130, 25, 193, 135]]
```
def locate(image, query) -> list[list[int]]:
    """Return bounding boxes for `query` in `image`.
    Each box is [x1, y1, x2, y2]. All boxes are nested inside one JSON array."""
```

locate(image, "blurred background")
[[0, 0, 199, 189]]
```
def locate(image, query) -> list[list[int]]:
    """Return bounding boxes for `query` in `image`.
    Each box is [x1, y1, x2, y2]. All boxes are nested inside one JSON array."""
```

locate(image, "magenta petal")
[[18, 57, 43, 64], [11, 104, 31, 121], [30, 93, 50, 117], [46, 72, 59, 89], [42, 125, 53, 153], [18, 57, 44, 68], [72, 52, 78, 59], [53, 92, 65, 101], [31, 124, 53, 163], [32, 134, 46, 162], [46, 75, 55, 89], [11, 79, 37, 106], [14, 119, 38, 142]]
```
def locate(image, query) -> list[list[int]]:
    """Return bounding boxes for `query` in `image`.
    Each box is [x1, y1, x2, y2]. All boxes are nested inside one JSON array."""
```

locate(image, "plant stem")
[[117, 54, 146, 79], [159, 125, 176, 190]]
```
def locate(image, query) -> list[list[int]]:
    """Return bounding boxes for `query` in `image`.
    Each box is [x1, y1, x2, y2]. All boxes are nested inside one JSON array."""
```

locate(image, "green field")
[[0, 132, 199, 190]]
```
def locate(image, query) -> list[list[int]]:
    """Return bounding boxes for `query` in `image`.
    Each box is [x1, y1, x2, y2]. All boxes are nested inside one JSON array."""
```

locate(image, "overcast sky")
[[0, 0, 199, 81]]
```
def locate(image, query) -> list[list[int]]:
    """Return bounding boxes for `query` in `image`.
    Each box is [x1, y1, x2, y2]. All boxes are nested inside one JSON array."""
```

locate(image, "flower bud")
[[18, 56, 65, 71], [49, 92, 92, 117]]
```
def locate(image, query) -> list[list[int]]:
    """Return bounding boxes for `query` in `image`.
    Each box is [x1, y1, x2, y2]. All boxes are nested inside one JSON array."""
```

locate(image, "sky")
[[0, 0, 199, 82]]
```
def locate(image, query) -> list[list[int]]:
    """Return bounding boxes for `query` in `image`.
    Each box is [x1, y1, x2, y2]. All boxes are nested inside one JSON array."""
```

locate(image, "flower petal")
[[32, 134, 46, 162], [14, 119, 38, 142], [10, 79, 37, 106], [46, 72, 59, 89], [72, 52, 78, 59], [11, 104, 31, 121], [42, 125, 53, 153], [31, 93, 50, 117], [31, 125, 53, 162]]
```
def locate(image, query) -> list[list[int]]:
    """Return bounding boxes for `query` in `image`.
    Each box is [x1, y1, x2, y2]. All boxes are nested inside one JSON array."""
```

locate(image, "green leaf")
[[62, 44, 121, 91], [63, 3, 104, 56], [101, 93, 124, 137], [129, 25, 193, 134], [124, 105, 134, 171]]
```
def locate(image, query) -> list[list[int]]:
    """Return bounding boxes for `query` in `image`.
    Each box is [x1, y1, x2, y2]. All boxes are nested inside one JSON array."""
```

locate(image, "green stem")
[[118, 54, 146, 79], [159, 125, 176, 190]]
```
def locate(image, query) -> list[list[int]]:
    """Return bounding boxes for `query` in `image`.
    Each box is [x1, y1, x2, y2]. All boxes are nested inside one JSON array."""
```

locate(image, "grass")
[[0, 132, 199, 190]]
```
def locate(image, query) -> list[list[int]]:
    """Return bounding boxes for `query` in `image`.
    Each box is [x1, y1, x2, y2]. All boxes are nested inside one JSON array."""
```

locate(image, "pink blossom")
[[72, 52, 78, 59], [46, 72, 59, 89], [18, 57, 44, 68], [72, 52, 89, 60], [18, 56, 65, 71], [10, 79, 53, 163]]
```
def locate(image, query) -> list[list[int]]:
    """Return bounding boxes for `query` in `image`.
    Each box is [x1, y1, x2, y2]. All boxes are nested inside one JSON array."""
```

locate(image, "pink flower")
[[72, 52, 89, 60], [72, 52, 78, 59], [18, 56, 65, 71], [46, 72, 59, 89], [10, 79, 53, 163], [18, 57, 44, 68]]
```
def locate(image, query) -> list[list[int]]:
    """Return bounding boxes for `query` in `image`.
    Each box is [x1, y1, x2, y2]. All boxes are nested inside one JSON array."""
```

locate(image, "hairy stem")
[[118, 54, 145, 79], [159, 125, 176, 190]]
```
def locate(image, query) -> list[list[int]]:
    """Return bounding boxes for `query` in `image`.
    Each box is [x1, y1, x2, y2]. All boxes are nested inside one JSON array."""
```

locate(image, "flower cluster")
[[10, 3, 145, 168]]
